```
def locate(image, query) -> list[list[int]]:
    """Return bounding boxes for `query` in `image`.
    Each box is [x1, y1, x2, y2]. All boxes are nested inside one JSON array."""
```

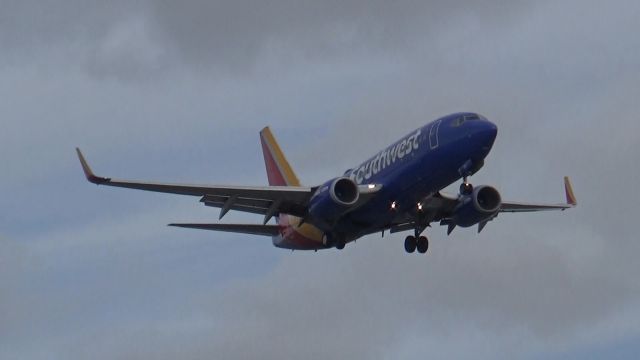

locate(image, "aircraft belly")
[[341, 153, 462, 237]]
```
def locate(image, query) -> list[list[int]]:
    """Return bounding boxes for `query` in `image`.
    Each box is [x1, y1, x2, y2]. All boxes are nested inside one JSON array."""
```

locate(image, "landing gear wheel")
[[404, 236, 417, 253], [335, 241, 345, 250], [460, 182, 473, 195], [416, 236, 429, 254]]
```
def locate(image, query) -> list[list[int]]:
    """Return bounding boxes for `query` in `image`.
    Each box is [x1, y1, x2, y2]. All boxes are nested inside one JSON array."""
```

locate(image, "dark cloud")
[[148, 0, 457, 70], [0, 1, 141, 55], [1, 0, 536, 78], [148, 0, 537, 71]]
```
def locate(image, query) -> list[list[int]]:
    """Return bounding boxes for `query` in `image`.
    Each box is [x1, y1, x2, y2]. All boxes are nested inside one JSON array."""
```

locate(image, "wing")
[[169, 223, 280, 236], [388, 177, 576, 235], [76, 148, 312, 223], [500, 177, 577, 212]]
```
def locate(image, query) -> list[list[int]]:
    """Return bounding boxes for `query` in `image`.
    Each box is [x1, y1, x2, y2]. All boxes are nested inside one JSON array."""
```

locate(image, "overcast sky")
[[2, 1, 640, 359]]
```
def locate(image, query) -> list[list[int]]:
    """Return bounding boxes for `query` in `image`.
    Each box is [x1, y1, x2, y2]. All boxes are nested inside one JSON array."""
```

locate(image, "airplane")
[[76, 112, 576, 254]]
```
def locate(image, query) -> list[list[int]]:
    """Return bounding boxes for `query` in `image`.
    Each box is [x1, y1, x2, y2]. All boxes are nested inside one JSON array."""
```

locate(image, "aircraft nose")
[[477, 119, 498, 151], [485, 120, 498, 140]]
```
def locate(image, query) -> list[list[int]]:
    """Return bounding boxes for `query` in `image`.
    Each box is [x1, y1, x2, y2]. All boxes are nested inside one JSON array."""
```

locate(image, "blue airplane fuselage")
[[332, 112, 498, 241]]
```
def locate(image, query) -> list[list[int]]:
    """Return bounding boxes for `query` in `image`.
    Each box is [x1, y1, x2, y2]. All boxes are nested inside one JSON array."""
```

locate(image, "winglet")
[[564, 176, 577, 206], [75, 148, 110, 184]]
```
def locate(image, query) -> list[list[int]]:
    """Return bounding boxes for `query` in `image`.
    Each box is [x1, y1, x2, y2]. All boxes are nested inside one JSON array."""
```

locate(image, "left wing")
[[76, 148, 312, 222]]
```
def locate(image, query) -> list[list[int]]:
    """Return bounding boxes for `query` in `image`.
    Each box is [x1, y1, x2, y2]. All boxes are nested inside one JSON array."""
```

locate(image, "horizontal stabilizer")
[[168, 223, 280, 236]]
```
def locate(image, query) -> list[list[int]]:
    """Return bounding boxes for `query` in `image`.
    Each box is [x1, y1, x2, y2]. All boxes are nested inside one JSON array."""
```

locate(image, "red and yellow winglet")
[[76, 148, 110, 184], [564, 176, 577, 206]]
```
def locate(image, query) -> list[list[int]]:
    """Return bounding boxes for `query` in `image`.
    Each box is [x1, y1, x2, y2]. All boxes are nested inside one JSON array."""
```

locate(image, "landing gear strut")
[[458, 160, 476, 195]]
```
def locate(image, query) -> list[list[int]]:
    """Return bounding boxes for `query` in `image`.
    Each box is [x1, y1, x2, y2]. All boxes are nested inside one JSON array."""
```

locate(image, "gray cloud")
[[1, 0, 537, 78], [2, 0, 640, 359]]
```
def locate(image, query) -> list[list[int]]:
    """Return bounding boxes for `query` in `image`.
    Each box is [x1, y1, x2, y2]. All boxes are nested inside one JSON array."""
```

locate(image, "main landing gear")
[[404, 235, 429, 254], [404, 208, 431, 254], [324, 233, 346, 250]]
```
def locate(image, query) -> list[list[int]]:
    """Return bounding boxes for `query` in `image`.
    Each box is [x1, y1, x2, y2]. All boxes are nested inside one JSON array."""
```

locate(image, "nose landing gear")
[[460, 177, 474, 195], [458, 159, 479, 195]]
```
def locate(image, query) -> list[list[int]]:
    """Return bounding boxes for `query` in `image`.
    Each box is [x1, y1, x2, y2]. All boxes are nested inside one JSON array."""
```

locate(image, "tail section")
[[259, 127, 301, 186]]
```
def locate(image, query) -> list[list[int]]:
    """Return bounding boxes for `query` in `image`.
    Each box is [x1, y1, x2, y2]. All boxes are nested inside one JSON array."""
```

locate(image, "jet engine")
[[452, 185, 502, 227], [308, 177, 360, 229]]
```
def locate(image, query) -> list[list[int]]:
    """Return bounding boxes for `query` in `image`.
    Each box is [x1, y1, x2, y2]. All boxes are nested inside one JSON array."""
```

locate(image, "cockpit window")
[[452, 114, 481, 127], [451, 117, 465, 127]]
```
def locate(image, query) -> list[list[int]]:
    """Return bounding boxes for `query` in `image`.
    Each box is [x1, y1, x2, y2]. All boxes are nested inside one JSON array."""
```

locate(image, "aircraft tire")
[[404, 236, 417, 253], [416, 236, 429, 254], [335, 241, 345, 250]]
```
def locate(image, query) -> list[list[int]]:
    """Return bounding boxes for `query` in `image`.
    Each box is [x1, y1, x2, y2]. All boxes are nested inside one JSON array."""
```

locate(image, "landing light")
[[391, 201, 397, 210], [417, 203, 423, 211], [368, 184, 375, 189]]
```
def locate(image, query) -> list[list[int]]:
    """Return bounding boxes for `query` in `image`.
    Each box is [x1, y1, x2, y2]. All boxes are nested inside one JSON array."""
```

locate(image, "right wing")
[[76, 148, 312, 223]]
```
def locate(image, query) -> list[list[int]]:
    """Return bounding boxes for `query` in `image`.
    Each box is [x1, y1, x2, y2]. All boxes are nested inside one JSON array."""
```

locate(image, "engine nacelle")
[[308, 177, 360, 229], [452, 185, 502, 227]]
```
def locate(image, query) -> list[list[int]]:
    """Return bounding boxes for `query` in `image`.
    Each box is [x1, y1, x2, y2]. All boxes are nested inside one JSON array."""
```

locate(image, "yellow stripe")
[[261, 127, 301, 186], [290, 216, 324, 242]]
